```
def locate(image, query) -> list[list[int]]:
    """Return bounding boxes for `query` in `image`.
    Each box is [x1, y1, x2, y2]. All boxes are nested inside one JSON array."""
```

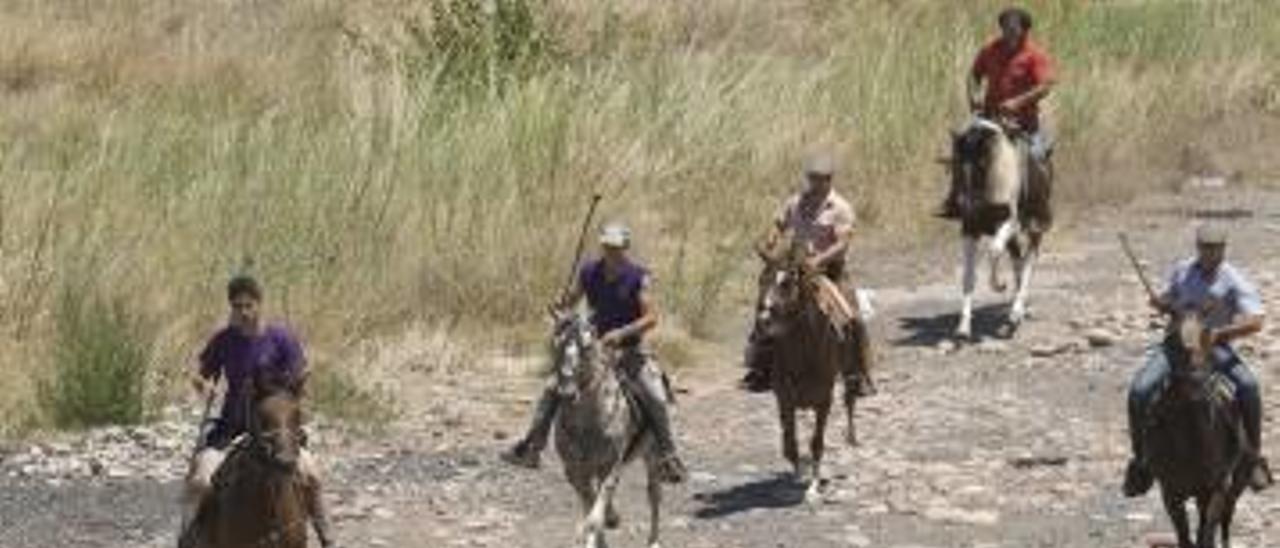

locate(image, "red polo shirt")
[[972, 36, 1054, 130]]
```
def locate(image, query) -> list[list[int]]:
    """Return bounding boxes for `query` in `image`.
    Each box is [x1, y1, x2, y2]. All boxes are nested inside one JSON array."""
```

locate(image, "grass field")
[[1, 0, 1277, 432]]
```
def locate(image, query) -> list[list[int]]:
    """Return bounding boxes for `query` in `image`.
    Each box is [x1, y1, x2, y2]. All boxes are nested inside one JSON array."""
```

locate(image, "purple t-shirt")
[[198, 324, 304, 446], [579, 258, 648, 345]]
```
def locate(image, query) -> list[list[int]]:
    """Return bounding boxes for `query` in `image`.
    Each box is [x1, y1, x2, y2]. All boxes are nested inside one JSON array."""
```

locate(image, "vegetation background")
[[2, 0, 1278, 433]]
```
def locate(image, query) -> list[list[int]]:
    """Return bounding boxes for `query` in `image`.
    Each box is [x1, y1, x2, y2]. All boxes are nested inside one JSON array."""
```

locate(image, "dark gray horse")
[[1145, 312, 1251, 548], [550, 311, 667, 548]]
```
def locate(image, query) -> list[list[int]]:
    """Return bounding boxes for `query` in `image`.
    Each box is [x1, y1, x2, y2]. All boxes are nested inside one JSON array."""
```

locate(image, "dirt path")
[[4, 186, 1280, 548]]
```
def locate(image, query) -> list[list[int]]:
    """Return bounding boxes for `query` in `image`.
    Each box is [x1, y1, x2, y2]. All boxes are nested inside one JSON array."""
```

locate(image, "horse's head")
[[247, 370, 306, 471], [549, 310, 600, 399], [1158, 309, 1221, 408], [950, 117, 1019, 210], [755, 234, 814, 339]]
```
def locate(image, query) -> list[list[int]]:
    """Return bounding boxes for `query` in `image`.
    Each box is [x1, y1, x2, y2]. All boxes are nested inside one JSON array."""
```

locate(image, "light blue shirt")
[[1162, 259, 1264, 330]]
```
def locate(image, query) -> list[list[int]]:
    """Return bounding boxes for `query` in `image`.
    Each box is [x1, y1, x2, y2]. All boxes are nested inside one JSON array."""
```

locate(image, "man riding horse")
[[939, 6, 1055, 230], [741, 153, 875, 398], [1124, 225, 1273, 498], [502, 223, 688, 484], [184, 275, 336, 547]]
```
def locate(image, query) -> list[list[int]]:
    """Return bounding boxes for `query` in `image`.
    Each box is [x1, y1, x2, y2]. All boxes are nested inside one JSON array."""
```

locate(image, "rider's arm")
[[1211, 313, 1264, 346], [1001, 50, 1056, 113], [192, 337, 222, 397], [1212, 274, 1266, 345], [1001, 81, 1055, 113], [810, 223, 852, 270], [810, 202, 854, 271], [556, 275, 586, 312], [966, 71, 985, 113]]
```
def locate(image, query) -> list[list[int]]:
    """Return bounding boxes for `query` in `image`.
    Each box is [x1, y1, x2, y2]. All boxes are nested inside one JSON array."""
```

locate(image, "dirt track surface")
[[4, 186, 1280, 548]]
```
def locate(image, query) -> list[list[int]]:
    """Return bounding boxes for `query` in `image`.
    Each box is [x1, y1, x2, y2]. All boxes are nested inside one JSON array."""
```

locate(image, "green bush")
[[38, 286, 152, 429]]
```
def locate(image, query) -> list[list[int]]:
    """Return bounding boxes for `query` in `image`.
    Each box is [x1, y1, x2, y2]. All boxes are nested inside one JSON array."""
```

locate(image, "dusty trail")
[[4, 186, 1280, 548]]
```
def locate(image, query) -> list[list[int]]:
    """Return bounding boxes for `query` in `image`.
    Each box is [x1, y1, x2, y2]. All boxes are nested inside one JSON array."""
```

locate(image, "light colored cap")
[[1195, 224, 1228, 245], [803, 153, 836, 177], [599, 223, 631, 248]]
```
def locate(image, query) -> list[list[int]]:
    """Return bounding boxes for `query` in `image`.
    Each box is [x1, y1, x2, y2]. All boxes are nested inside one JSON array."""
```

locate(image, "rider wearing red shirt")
[[939, 7, 1057, 222]]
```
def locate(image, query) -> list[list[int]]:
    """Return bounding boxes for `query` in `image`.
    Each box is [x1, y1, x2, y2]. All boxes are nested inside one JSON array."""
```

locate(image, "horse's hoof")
[[605, 508, 621, 529]]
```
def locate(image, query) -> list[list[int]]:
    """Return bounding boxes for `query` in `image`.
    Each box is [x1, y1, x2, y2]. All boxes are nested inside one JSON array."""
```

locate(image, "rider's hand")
[[998, 98, 1021, 114], [803, 256, 822, 275], [599, 330, 624, 348]]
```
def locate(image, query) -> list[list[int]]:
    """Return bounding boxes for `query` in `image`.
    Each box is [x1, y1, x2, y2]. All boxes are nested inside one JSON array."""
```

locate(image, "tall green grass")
[[1, 0, 1278, 430]]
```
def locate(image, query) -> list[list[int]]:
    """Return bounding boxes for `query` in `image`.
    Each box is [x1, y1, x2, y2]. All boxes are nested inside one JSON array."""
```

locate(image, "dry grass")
[[1, 0, 1278, 432]]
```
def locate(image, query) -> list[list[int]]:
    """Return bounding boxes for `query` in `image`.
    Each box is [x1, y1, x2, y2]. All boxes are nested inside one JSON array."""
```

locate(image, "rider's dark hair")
[[227, 275, 263, 302], [998, 7, 1033, 31]]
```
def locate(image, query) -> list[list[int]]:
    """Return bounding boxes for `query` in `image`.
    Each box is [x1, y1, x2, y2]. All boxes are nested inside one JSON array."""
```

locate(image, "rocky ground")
[[4, 185, 1280, 548]]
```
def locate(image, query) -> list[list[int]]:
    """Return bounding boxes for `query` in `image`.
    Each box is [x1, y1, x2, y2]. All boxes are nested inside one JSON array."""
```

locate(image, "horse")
[[1144, 311, 1251, 548], [179, 373, 320, 548], [550, 311, 667, 548], [755, 235, 858, 499], [947, 116, 1050, 339]]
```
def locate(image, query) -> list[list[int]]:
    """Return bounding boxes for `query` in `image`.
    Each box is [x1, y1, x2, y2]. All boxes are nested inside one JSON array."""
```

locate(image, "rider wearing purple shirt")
[[500, 223, 688, 483], [183, 275, 335, 547], [197, 323, 305, 448]]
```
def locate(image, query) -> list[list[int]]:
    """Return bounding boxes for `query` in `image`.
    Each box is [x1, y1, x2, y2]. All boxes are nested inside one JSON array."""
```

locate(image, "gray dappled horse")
[[550, 311, 666, 548], [948, 116, 1047, 339], [1145, 311, 1251, 548], [756, 235, 855, 500]]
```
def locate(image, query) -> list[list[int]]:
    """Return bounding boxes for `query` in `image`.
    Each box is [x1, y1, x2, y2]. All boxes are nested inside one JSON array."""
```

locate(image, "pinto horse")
[[948, 116, 1050, 339]]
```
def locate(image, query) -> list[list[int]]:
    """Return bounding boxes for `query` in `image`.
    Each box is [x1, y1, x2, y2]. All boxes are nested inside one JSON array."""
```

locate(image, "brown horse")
[[1145, 312, 1251, 548], [756, 235, 856, 499], [179, 374, 319, 548]]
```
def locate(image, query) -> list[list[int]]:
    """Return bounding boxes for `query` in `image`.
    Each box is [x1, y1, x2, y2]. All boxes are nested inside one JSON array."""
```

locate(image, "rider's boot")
[[500, 388, 560, 469]]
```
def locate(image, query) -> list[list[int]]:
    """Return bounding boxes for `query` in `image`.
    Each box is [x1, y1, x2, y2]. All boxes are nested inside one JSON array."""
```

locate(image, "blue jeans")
[[1127, 341, 1262, 458]]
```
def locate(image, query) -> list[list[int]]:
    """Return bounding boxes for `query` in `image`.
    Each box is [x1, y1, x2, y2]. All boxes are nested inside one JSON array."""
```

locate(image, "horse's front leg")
[[1163, 491, 1194, 548], [1009, 237, 1037, 326], [645, 458, 663, 548], [988, 219, 1018, 293], [958, 236, 978, 340], [585, 465, 624, 548], [1199, 491, 1229, 548], [806, 401, 831, 503], [779, 403, 800, 477]]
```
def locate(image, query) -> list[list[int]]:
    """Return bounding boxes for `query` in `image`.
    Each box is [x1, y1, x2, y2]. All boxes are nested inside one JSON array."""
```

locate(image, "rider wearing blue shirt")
[[1124, 225, 1272, 496]]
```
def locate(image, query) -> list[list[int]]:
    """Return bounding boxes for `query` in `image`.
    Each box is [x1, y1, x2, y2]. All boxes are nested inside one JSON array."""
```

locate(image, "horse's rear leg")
[[958, 236, 978, 339], [843, 385, 858, 448], [644, 459, 663, 548]]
